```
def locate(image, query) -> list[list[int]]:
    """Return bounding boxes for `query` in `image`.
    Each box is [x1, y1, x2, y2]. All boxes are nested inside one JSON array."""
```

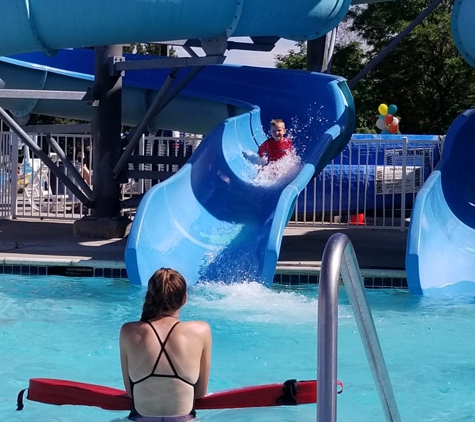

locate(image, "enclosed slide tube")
[[0, 0, 350, 57], [451, 0, 475, 68], [406, 109, 475, 295]]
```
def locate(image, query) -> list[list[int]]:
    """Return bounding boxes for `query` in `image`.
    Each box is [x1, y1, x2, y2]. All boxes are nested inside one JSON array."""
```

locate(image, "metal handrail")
[[317, 233, 401, 422]]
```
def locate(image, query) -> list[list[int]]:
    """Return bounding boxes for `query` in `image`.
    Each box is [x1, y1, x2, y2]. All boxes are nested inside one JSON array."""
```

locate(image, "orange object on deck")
[[349, 213, 365, 225]]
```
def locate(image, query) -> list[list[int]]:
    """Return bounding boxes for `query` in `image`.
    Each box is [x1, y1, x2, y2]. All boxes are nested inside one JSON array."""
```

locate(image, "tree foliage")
[[275, 42, 307, 70], [275, 0, 475, 134]]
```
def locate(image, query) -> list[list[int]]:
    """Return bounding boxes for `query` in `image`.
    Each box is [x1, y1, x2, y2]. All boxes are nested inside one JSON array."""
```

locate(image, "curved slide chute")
[[406, 109, 475, 295], [124, 66, 353, 286], [406, 0, 475, 295], [0, 1, 355, 287], [0, 51, 354, 286]]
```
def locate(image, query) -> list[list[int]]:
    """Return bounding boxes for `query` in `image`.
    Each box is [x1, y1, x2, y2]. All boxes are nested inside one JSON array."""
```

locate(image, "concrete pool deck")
[[0, 218, 408, 279]]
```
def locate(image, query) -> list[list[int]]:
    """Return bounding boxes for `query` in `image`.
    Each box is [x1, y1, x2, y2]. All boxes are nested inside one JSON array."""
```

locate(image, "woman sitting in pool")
[[120, 268, 212, 422]]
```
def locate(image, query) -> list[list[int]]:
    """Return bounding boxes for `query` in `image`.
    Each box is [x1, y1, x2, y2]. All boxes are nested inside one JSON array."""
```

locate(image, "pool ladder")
[[317, 233, 402, 422]]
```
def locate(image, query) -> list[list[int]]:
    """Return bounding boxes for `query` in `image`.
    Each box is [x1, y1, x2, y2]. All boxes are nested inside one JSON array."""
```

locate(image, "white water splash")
[[189, 281, 317, 324], [251, 151, 302, 187]]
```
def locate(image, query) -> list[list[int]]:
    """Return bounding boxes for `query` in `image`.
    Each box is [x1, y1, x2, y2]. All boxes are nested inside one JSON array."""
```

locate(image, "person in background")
[[120, 268, 212, 422], [257, 119, 293, 164], [76, 150, 91, 186], [81, 163, 91, 185]]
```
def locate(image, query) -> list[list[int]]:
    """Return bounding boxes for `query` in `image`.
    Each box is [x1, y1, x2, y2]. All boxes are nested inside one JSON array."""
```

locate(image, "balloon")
[[376, 118, 387, 130], [388, 104, 398, 115], [384, 114, 393, 124], [378, 104, 388, 115], [392, 117, 399, 125], [388, 121, 399, 134], [381, 129, 390, 134]]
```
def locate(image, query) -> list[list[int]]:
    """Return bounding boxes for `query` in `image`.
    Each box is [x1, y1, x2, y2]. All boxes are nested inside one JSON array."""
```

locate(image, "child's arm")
[[257, 141, 267, 158]]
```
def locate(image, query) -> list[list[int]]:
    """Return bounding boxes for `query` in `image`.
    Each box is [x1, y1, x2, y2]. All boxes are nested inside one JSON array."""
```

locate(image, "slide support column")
[[74, 44, 131, 239]]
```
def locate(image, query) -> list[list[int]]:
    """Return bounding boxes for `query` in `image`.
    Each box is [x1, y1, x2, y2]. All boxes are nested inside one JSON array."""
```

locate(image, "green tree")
[[347, 0, 475, 134], [274, 39, 375, 133], [275, 42, 307, 70], [330, 41, 377, 133], [274, 1, 475, 134]]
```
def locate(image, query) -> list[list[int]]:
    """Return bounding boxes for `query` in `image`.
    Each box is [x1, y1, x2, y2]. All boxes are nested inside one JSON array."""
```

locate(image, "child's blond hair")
[[270, 119, 285, 128]]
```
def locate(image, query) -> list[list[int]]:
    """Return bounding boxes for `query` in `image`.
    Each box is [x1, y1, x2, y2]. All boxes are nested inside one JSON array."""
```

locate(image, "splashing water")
[[288, 103, 335, 158], [252, 152, 302, 187]]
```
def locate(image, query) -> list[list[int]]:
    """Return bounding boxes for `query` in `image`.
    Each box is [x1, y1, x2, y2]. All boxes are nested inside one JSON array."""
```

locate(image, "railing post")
[[318, 233, 402, 422], [400, 137, 407, 231], [11, 132, 18, 218], [317, 236, 342, 422]]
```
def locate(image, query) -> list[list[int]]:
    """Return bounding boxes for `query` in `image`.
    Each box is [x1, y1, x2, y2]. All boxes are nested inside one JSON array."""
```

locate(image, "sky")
[[174, 37, 299, 68]]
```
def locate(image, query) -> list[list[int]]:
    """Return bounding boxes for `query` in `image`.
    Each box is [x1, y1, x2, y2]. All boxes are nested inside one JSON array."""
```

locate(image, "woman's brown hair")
[[140, 268, 187, 322]]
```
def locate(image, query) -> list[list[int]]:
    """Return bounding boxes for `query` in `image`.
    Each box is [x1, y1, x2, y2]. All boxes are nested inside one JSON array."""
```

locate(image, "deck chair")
[[22, 163, 68, 212], [16, 172, 31, 193]]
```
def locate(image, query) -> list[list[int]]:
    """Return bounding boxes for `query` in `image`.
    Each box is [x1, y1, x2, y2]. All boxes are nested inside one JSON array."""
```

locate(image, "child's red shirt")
[[257, 138, 293, 162]]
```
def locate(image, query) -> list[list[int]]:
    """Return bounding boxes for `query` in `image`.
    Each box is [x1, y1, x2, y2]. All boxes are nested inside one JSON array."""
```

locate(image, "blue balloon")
[[381, 129, 390, 134], [388, 104, 398, 115]]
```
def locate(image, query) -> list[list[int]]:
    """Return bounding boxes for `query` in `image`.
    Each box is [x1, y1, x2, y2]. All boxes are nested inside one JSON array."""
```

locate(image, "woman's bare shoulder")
[[120, 320, 144, 333], [180, 320, 211, 334]]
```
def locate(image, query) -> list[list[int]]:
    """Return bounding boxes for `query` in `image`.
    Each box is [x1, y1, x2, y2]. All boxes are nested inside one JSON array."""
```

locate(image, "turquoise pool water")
[[1, 274, 475, 421]]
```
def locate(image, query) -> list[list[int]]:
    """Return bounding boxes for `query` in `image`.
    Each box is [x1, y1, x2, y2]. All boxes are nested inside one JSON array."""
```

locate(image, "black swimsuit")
[[128, 321, 196, 421]]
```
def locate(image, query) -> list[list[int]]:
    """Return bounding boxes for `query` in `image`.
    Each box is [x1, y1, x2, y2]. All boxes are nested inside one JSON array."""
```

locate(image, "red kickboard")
[[195, 380, 317, 409], [24, 378, 342, 411]]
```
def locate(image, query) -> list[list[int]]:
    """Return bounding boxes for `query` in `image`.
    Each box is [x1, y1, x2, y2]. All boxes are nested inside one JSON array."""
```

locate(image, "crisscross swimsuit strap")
[[130, 321, 195, 389]]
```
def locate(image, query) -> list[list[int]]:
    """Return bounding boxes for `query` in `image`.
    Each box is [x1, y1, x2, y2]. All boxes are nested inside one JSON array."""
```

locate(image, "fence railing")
[[1, 129, 443, 229], [6, 130, 202, 220], [290, 134, 443, 230], [0, 131, 14, 220]]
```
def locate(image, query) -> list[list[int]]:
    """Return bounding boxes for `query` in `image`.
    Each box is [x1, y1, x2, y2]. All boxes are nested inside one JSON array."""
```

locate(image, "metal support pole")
[[113, 65, 204, 179], [92, 45, 123, 218], [157, 65, 205, 114], [307, 37, 328, 72], [112, 69, 177, 179], [348, 0, 444, 89]]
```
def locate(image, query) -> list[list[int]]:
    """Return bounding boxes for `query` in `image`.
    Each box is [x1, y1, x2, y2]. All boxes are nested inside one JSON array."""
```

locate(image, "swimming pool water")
[[1, 274, 475, 421]]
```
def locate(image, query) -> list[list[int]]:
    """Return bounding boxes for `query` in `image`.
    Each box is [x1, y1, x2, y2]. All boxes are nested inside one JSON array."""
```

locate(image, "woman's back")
[[121, 316, 211, 417], [120, 268, 211, 420]]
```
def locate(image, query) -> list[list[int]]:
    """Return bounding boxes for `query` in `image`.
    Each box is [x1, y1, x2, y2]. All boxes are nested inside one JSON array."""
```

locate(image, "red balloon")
[[388, 121, 399, 134], [384, 114, 394, 124]]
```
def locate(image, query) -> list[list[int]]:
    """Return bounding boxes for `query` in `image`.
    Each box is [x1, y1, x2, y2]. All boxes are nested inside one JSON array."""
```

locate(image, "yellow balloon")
[[378, 104, 388, 115]]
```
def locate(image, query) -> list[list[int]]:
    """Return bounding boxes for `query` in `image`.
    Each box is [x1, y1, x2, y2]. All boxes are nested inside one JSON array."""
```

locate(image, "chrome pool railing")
[[317, 233, 401, 422]]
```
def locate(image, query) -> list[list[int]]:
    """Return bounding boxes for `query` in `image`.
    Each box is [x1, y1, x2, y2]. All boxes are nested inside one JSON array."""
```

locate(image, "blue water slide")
[[0, 0, 355, 286], [405, 1, 475, 295], [124, 66, 353, 286], [406, 109, 475, 295], [0, 0, 350, 57], [452, 0, 475, 67], [0, 50, 354, 287]]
